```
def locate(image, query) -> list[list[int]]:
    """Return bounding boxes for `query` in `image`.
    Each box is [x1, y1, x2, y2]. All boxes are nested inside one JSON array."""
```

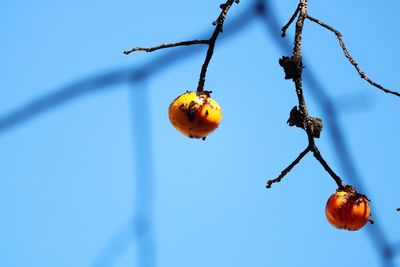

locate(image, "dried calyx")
[[287, 106, 323, 138]]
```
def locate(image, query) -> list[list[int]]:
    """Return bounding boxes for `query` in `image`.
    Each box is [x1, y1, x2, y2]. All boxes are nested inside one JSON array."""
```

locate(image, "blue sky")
[[1, 0, 399, 266]]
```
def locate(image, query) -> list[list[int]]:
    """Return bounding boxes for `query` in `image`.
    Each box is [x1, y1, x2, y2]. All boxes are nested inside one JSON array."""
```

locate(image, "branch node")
[[287, 106, 323, 138]]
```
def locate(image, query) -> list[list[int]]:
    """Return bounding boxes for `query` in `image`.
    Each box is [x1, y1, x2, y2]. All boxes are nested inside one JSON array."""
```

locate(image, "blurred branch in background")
[[129, 80, 156, 267], [255, 0, 399, 265], [91, 220, 133, 267], [0, 69, 131, 134], [333, 91, 374, 114], [91, 80, 157, 267]]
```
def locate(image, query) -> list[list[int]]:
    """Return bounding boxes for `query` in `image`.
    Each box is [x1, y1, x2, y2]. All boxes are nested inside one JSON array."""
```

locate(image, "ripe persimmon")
[[168, 91, 222, 139], [325, 185, 370, 231]]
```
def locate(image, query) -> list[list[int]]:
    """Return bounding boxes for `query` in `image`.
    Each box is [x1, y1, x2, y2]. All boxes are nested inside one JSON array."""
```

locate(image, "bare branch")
[[266, 146, 311, 188], [311, 145, 345, 189], [123, 1, 238, 92], [268, 0, 347, 191], [123, 40, 209, 55], [197, 0, 237, 92], [292, 0, 308, 116], [306, 15, 400, 97], [281, 3, 300, 37]]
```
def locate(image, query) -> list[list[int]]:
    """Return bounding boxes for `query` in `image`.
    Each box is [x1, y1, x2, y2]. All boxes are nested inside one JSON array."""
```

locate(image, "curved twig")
[[306, 15, 400, 97], [281, 3, 300, 37]]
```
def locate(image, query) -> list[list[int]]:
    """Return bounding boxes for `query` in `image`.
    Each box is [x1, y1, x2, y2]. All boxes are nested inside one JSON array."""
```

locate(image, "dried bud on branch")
[[279, 56, 301, 80], [308, 117, 323, 138]]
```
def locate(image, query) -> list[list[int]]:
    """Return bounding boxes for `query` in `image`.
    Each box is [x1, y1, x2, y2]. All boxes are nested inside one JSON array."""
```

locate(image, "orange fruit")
[[325, 186, 370, 231], [168, 91, 222, 139]]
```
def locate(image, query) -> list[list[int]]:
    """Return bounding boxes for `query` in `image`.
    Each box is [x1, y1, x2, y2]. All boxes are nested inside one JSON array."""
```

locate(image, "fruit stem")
[[197, 0, 237, 92]]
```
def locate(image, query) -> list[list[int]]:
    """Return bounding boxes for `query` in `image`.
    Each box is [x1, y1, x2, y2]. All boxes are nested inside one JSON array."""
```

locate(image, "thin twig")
[[197, 0, 237, 91], [266, 146, 311, 188], [123, 40, 209, 55], [306, 15, 400, 97], [281, 3, 300, 37], [311, 145, 345, 189]]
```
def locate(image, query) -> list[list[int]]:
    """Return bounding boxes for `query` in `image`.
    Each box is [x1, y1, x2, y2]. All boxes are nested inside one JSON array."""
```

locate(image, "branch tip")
[[123, 40, 210, 55], [266, 146, 311, 189], [281, 4, 300, 37]]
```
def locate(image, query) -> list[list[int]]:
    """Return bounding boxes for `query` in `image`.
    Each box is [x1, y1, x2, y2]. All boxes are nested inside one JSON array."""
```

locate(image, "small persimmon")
[[168, 91, 222, 139], [325, 186, 371, 231]]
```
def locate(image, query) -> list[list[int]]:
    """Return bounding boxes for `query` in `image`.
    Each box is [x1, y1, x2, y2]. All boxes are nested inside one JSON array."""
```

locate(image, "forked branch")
[[124, 0, 239, 92], [266, 143, 345, 189]]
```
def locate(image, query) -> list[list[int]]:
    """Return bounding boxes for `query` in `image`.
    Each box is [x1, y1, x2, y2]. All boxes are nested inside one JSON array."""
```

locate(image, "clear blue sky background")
[[1, 0, 399, 266]]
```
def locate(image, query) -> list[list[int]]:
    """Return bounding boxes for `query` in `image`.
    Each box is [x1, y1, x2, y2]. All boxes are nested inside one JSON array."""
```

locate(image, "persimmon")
[[325, 186, 370, 231], [168, 91, 222, 139]]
